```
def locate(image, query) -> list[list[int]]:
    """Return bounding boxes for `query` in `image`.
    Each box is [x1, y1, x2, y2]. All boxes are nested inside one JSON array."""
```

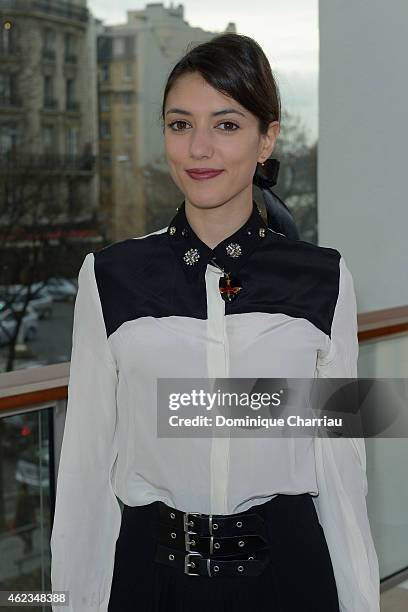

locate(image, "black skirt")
[[108, 493, 339, 612]]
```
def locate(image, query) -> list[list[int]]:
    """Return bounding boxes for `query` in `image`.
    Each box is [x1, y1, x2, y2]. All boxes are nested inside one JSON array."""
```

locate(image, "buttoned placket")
[[205, 262, 231, 514], [166, 200, 269, 514]]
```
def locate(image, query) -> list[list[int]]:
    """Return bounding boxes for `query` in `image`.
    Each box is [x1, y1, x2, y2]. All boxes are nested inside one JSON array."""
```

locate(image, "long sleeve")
[[50, 252, 122, 611], [312, 255, 380, 612]]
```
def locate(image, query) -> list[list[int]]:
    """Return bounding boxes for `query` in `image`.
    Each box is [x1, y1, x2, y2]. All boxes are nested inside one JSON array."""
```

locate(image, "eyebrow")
[[165, 107, 246, 118]]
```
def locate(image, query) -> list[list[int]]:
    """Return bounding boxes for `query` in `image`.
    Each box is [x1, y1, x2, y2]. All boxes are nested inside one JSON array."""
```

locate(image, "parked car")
[[0, 287, 53, 320], [0, 305, 39, 346], [44, 277, 77, 301], [23, 287, 53, 320], [66, 276, 78, 288]]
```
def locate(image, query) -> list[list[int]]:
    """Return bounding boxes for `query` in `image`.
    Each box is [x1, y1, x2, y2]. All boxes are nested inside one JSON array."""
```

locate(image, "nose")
[[188, 126, 214, 159]]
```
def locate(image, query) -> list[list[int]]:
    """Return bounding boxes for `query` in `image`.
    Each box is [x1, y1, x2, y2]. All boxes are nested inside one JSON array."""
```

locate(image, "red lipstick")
[[186, 168, 224, 180]]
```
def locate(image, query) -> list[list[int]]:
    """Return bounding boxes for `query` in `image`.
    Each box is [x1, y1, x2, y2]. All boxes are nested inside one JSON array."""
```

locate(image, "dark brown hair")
[[160, 33, 281, 137]]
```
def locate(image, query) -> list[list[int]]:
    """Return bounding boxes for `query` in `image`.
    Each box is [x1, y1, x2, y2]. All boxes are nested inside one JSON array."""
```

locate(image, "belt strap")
[[158, 501, 266, 537], [155, 544, 270, 577], [158, 521, 269, 556]]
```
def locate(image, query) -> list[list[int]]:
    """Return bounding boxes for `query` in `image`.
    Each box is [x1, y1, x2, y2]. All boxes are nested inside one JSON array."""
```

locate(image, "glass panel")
[[0, 409, 53, 601], [358, 336, 408, 580]]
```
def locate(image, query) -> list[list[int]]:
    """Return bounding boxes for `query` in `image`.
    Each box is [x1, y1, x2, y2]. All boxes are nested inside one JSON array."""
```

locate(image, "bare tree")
[[0, 144, 99, 372]]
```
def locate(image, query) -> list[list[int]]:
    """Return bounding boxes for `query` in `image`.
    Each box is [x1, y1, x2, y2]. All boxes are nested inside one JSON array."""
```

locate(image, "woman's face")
[[164, 72, 279, 210]]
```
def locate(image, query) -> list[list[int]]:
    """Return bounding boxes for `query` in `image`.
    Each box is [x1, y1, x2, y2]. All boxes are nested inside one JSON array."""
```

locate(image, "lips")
[[186, 169, 224, 180]]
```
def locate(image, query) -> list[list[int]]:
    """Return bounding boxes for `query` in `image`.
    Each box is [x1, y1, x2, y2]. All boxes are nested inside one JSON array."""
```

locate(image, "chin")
[[185, 191, 230, 210]]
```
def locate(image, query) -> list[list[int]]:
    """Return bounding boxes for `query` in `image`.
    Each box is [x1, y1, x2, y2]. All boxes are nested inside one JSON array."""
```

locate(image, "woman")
[[50, 33, 380, 611]]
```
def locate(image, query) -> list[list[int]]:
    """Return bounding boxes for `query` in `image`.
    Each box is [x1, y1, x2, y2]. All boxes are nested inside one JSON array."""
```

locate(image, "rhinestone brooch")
[[226, 242, 242, 258], [183, 248, 200, 265], [169, 226, 176, 235], [219, 273, 242, 303]]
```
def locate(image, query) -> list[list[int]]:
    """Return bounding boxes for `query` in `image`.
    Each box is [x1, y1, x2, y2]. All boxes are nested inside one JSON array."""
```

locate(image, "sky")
[[89, 0, 319, 143]]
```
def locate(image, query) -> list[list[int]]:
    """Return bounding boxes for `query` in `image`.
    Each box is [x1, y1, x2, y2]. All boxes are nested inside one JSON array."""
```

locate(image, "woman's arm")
[[313, 255, 380, 612], [50, 252, 122, 611]]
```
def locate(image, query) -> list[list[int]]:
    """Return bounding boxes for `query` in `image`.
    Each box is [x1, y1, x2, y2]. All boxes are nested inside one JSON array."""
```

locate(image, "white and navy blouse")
[[50, 200, 380, 611]]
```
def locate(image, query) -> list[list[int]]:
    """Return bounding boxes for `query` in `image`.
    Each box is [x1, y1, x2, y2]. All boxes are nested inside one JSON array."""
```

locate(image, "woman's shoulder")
[[265, 228, 343, 283], [92, 226, 169, 269], [269, 227, 341, 258]]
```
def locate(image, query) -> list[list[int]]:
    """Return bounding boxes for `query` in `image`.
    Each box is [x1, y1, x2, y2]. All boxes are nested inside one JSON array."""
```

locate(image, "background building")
[[0, 0, 99, 255]]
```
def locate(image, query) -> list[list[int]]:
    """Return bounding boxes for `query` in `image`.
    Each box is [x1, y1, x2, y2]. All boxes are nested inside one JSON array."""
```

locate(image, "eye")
[[167, 120, 190, 131], [166, 120, 240, 132], [217, 122, 239, 131]]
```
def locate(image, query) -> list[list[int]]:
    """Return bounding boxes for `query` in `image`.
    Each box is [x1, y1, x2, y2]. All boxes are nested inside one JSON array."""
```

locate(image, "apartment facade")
[[0, 0, 99, 246]]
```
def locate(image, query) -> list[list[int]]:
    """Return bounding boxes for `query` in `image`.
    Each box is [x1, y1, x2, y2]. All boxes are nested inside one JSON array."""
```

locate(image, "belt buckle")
[[184, 531, 197, 552], [183, 512, 201, 533], [184, 551, 202, 576], [185, 532, 214, 554]]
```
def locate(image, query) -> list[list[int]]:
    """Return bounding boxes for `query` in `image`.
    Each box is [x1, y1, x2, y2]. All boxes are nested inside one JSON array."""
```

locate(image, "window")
[[97, 37, 112, 61], [66, 78, 75, 108], [99, 120, 111, 139], [65, 126, 78, 156], [100, 64, 110, 82], [123, 63, 132, 80], [43, 75, 56, 108], [0, 121, 19, 153], [113, 37, 134, 58], [43, 29, 56, 51], [100, 92, 110, 111], [113, 37, 125, 57], [44, 75, 53, 98], [0, 72, 16, 103], [42, 125, 55, 153], [122, 91, 133, 106], [64, 32, 75, 55], [64, 32, 77, 61], [43, 29, 56, 60], [101, 152, 112, 166]]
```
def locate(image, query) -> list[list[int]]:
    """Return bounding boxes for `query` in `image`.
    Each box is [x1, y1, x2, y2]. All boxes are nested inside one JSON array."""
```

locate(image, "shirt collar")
[[166, 200, 269, 283]]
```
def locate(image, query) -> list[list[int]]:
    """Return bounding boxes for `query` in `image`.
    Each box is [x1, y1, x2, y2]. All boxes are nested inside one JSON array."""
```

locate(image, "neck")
[[184, 184, 254, 250]]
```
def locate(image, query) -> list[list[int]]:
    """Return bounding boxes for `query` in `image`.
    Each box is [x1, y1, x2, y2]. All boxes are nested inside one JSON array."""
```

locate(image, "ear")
[[257, 121, 280, 163]]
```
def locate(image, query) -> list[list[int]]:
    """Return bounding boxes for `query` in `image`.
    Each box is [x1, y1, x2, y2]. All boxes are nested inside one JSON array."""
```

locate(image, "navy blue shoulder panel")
[[93, 230, 341, 339], [227, 231, 341, 337], [93, 232, 208, 338]]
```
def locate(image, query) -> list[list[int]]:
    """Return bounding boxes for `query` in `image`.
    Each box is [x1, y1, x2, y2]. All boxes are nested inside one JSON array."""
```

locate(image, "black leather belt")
[[154, 501, 271, 577]]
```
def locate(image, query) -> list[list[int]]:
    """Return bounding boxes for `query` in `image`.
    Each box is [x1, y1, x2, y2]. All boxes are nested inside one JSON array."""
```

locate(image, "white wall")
[[318, 0, 408, 312]]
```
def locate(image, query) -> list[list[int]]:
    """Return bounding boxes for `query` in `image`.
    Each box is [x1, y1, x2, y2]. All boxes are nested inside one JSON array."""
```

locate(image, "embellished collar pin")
[[167, 200, 269, 297], [183, 248, 200, 266]]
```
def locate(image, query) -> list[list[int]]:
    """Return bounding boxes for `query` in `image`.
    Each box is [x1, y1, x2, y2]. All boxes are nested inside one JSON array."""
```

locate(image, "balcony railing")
[[42, 48, 56, 61], [64, 53, 77, 64], [43, 98, 58, 110], [0, 151, 96, 173], [0, 44, 19, 57], [65, 100, 80, 112], [0, 94, 22, 108]]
